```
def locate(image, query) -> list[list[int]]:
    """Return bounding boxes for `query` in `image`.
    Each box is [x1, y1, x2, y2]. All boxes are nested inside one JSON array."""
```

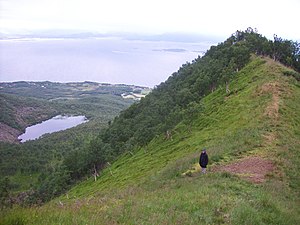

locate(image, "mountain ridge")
[[1, 29, 300, 224], [2, 55, 299, 224]]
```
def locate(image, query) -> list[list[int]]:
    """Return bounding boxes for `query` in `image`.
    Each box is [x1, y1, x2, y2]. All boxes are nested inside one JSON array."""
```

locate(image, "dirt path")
[[213, 78, 284, 183], [261, 81, 280, 120], [213, 157, 274, 183]]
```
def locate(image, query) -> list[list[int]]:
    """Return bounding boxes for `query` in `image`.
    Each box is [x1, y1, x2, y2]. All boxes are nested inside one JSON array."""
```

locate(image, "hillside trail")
[[184, 65, 286, 183], [183, 156, 274, 183], [213, 70, 283, 183]]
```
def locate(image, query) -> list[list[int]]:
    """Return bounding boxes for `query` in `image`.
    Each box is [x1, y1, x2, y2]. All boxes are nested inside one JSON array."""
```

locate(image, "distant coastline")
[[0, 36, 211, 87]]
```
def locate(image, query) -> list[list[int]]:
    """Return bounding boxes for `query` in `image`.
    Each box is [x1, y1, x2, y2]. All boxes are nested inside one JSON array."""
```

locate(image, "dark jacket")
[[199, 152, 208, 168]]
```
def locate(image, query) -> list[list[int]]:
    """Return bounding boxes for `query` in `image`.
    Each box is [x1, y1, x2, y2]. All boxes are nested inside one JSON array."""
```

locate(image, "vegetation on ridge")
[[91, 27, 300, 170]]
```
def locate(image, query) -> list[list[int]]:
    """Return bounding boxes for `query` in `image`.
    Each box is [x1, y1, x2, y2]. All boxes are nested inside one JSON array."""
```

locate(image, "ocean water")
[[0, 38, 210, 87]]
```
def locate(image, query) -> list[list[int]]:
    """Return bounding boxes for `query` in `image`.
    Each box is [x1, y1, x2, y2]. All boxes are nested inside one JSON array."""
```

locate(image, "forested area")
[[0, 93, 57, 130], [1, 28, 299, 207], [0, 84, 135, 206], [0, 82, 138, 131]]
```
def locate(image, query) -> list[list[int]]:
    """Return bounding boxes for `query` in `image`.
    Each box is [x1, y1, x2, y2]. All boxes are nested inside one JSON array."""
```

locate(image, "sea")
[[0, 37, 212, 87]]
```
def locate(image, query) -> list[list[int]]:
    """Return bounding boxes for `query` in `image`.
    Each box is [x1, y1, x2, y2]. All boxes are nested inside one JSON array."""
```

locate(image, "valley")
[[0, 81, 145, 199], [0, 81, 149, 143]]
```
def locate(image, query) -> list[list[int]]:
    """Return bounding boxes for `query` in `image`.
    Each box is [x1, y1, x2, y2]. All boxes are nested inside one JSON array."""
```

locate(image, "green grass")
[[2, 173, 299, 224], [1, 57, 300, 224]]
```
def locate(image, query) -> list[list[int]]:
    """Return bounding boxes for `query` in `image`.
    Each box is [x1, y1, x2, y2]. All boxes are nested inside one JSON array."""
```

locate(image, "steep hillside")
[[2, 56, 299, 224]]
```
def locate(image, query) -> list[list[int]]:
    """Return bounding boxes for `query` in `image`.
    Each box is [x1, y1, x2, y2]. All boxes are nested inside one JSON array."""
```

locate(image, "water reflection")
[[18, 115, 87, 142]]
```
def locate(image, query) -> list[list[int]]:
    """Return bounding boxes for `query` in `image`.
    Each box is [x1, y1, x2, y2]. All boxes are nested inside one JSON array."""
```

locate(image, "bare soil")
[[216, 79, 282, 184], [213, 157, 274, 183], [260, 82, 280, 120], [0, 105, 56, 143], [0, 122, 22, 143]]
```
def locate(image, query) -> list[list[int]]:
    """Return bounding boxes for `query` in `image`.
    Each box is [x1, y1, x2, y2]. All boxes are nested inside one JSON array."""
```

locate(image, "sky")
[[1, 0, 300, 40]]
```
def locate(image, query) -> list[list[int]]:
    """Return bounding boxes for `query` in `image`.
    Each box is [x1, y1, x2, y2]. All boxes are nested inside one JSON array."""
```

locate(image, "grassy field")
[[1, 57, 299, 224]]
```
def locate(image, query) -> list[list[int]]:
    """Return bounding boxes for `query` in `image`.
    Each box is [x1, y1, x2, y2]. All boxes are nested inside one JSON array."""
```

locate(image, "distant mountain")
[[0, 30, 104, 39], [0, 30, 220, 43]]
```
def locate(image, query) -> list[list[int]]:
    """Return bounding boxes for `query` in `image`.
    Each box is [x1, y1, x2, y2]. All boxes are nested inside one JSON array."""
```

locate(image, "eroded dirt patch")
[[0, 122, 22, 143], [214, 157, 274, 183], [0, 105, 57, 143], [260, 82, 280, 120]]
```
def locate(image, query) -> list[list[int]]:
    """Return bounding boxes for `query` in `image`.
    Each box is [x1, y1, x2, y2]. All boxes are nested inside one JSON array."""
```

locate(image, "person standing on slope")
[[199, 149, 208, 173]]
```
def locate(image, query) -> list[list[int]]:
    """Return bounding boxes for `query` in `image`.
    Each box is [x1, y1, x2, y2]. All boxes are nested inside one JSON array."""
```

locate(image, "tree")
[[272, 34, 282, 61], [232, 43, 250, 71], [0, 177, 12, 209], [182, 101, 204, 132], [222, 59, 237, 93]]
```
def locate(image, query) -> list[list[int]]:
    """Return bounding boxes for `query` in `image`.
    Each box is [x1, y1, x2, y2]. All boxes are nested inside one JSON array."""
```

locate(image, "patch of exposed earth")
[[213, 156, 274, 183], [0, 106, 57, 143], [214, 79, 283, 183], [261, 82, 280, 120], [0, 122, 22, 143]]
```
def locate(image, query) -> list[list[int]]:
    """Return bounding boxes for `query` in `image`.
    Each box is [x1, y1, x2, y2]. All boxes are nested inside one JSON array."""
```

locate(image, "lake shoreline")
[[0, 111, 57, 144], [0, 114, 87, 144], [18, 115, 88, 143], [0, 122, 22, 144]]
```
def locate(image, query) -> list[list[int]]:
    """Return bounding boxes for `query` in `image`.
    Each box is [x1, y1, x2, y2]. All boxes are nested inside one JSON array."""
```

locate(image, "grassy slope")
[[2, 57, 300, 224]]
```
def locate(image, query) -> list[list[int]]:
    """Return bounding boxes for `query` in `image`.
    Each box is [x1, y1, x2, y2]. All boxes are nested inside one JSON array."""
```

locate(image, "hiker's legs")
[[201, 167, 206, 174]]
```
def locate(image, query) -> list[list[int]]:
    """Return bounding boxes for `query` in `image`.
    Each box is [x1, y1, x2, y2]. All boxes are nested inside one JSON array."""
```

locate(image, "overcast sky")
[[1, 0, 300, 40]]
